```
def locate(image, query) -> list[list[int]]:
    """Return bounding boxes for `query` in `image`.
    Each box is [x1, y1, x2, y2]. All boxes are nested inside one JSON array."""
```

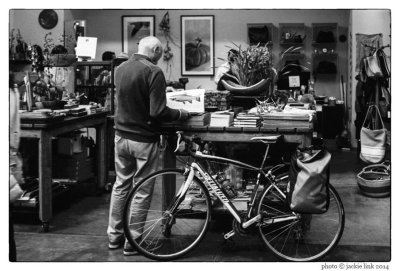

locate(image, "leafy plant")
[[227, 42, 275, 87]]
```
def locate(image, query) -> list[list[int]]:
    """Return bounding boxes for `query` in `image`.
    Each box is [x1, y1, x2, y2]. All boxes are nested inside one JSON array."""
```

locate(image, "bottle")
[[216, 171, 237, 199], [308, 80, 315, 96]]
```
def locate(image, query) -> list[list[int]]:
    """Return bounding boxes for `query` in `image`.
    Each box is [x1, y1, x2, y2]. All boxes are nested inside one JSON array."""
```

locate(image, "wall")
[[68, 9, 349, 94], [10, 9, 65, 50], [349, 10, 391, 147]]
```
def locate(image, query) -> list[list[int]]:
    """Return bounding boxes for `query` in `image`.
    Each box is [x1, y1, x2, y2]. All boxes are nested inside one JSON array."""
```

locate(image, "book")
[[209, 111, 234, 127]]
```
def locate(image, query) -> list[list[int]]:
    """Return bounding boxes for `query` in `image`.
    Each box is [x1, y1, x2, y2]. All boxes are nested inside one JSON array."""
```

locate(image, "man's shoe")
[[108, 239, 124, 250], [123, 242, 139, 256]]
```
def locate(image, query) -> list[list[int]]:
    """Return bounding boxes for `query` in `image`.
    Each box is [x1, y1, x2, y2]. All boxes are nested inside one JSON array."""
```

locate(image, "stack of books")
[[261, 112, 312, 129], [209, 111, 234, 127], [184, 112, 211, 126], [233, 113, 262, 128]]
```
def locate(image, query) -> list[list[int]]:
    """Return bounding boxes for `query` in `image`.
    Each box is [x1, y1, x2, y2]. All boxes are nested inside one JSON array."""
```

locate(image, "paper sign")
[[288, 75, 300, 88], [166, 89, 205, 113], [76, 36, 97, 59]]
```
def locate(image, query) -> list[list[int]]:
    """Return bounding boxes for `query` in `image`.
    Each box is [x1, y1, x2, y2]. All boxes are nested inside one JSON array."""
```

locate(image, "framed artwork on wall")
[[181, 15, 214, 76], [122, 16, 155, 57]]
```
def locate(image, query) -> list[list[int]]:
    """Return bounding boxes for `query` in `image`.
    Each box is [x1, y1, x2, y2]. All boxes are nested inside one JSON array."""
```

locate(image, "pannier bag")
[[288, 147, 331, 214], [360, 105, 387, 164], [357, 161, 390, 197]]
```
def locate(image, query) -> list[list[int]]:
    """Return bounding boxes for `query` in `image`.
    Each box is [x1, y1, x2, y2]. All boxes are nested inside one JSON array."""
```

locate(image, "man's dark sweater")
[[114, 54, 180, 142]]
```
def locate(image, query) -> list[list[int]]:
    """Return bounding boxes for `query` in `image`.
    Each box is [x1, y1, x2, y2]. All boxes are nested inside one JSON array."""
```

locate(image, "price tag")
[[289, 76, 300, 87]]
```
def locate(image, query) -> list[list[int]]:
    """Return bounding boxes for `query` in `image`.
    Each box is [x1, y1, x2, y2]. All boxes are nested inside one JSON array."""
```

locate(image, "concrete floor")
[[12, 149, 391, 262]]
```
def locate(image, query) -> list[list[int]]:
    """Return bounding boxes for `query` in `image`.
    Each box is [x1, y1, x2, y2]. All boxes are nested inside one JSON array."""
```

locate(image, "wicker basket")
[[357, 164, 390, 197]]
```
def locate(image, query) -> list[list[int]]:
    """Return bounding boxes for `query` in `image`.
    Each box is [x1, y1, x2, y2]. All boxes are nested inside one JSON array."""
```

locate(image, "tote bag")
[[360, 105, 387, 163], [366, 51, 384, 77], [288, 147, 331, 214]]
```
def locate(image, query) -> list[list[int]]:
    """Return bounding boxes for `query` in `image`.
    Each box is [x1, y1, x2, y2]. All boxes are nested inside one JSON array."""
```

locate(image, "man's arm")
[[149, 69, 187, 121]]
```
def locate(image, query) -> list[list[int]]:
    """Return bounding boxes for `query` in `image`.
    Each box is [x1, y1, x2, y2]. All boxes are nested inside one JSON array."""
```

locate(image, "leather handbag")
[[288, 146, 331, 214], [360, 105, 387, 164]]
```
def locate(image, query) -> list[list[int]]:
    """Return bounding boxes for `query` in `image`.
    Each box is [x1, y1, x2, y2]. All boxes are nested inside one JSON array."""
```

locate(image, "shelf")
[[279, 23, 306, 45], [280, 53, 306, 59], [279, 42, 304, 46], [312, 52, 338, 58], [312, 23, 338, 44], [76, 60, 112, 67], [10, 59, 32, 65], [247, 23, 274, 46]]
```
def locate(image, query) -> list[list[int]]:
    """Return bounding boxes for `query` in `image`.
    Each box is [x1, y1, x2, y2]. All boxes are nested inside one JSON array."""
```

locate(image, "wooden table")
[[20, 111, 108, 232], [160, 124, 313, 147]]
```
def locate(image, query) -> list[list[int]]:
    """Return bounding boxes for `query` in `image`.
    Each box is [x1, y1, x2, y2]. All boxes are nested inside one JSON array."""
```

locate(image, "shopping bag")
[[366, 52, 384, 77], [360, 105, 387, 163], [288, 146, 331, 214]]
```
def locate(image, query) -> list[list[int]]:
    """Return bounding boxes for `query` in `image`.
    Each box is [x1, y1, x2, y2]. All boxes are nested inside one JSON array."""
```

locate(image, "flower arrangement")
[[228, 42, 275, 87]]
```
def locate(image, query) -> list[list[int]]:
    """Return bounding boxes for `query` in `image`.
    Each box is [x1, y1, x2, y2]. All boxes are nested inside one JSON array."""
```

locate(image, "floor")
[[12, 148, 391, 262]]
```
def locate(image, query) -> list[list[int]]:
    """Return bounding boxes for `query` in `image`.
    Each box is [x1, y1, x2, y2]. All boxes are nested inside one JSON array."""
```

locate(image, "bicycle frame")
[[180, 150, 298, 236]]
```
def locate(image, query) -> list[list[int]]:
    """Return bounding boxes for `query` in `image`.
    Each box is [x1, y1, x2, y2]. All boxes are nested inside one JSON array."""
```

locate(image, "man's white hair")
[[138, 36, 162, 54]]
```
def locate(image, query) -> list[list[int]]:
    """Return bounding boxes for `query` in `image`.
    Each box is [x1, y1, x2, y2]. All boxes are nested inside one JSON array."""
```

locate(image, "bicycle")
[[123, 132, 345, 261]]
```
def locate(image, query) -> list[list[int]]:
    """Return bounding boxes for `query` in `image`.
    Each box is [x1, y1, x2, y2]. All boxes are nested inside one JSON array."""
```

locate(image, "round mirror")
[[38, 9, 58, 29]]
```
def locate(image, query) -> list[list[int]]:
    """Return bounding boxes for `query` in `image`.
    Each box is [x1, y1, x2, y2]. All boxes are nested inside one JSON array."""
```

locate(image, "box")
[[53, 153, 94, 182]]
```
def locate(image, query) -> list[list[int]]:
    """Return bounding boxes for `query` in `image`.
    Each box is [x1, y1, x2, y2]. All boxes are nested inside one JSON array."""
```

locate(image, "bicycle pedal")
[[223, 230, 235, 240]]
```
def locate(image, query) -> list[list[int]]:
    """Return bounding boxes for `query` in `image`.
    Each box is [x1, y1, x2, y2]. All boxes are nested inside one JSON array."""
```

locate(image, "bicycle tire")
[[123, 168, 212, 261], [257, 182, 345, 261]]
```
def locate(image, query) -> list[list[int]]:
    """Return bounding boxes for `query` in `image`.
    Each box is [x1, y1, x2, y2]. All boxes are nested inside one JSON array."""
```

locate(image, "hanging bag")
[[376, 49, 390, 78], [288, 146, 331, 214], [366, 51, 384, 77], [360, 105, 387, 163]]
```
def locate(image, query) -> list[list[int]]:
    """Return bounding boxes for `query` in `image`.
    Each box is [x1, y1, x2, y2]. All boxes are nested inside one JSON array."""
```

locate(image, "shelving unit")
[[311, 23, 338, 77], [279, 23, 306, 46], [277, 23, 308, 77]]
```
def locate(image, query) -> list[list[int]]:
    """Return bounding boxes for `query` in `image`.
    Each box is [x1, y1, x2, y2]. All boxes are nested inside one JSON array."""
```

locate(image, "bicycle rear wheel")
[[123, 168, 211, 261], [257, 183, 345, 261]]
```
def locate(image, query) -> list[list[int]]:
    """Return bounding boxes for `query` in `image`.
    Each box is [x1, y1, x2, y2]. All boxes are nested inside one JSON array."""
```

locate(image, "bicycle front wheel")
[[123, 168, 212, 261], [257, 183, 345, 261]]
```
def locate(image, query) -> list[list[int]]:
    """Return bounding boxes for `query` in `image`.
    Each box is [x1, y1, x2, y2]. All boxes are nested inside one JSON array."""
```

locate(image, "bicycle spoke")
[[124, 169, 211, 260], [258, 184, 345, 261]]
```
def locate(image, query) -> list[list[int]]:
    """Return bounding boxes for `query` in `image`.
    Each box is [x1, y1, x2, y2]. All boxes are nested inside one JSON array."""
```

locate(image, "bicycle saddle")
[[250, 135, 282, 143]]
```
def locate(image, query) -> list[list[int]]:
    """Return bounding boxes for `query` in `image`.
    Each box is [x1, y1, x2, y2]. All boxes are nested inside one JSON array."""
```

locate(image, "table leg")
[[38, 132, 52, 232], [162, 137, 177, 211], [96, 122, 107, 189], [302, 133, 312, 148]]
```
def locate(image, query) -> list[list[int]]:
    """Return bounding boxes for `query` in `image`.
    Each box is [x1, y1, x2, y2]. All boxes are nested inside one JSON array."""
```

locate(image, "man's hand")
[[179, 109, 191, 121]]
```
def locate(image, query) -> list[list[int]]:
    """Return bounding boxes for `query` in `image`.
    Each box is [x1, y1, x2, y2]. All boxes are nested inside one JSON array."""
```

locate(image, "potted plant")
[[220, 42, 275, 96]]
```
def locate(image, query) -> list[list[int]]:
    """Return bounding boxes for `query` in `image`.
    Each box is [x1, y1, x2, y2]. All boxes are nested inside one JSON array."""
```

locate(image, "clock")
[[38, 9, 58, 30]]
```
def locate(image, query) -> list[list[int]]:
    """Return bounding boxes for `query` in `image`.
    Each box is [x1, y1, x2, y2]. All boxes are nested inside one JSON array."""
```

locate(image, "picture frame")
[[247, 23, 273, 46], [181, 15, 214, 76], [122, 16, 155, 57]]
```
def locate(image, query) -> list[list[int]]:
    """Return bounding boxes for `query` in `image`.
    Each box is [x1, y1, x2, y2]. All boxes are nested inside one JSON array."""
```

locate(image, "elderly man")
[[107, 36, 190, 256]]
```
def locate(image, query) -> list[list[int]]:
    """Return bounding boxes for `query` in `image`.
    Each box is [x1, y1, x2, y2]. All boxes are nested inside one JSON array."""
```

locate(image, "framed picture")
[[181, 15, 214, 76], [122, 16, 155, 56], [247, 24, 272, 45]]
